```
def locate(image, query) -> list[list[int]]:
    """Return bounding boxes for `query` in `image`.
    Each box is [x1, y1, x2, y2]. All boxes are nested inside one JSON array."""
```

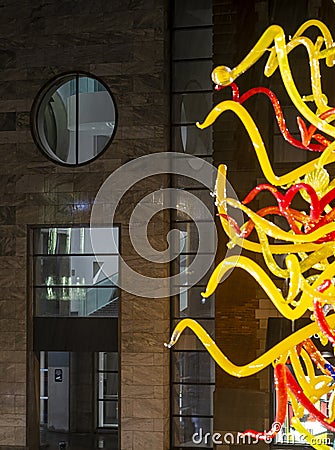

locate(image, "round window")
[[31, 72, 117, 166]]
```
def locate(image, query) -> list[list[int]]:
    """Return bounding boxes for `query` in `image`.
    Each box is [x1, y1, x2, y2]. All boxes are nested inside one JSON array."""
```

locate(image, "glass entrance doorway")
[[39, 351, 119, 449], [29, 226, 120, 449]]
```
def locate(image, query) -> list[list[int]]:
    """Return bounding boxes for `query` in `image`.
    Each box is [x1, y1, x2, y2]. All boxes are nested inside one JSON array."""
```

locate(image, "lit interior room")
[[1, 1, 335, 450]]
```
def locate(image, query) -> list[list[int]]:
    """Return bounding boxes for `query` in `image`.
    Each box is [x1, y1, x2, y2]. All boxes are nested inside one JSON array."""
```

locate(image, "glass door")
[[97, 352, 119, 428]]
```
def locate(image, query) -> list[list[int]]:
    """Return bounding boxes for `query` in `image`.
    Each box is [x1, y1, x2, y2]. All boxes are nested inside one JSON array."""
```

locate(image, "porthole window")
[[31, 72, 117, 166]]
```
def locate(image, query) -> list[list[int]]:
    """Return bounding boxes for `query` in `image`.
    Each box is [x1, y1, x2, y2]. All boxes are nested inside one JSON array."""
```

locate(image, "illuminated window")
[[32, 226, 119, 317], [31, 72, 117, 166]]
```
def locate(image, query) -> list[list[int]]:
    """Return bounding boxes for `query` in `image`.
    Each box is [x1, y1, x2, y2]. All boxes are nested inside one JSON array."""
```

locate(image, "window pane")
[[38, 79, 76, 164], [170, 221, 217, 255], [172, 125, 212, 155], [172, 61, 213, 92], [174, 0, 212, 27], [34, 227, 73, 255], [98, 372, 118, 399], [172, 158, 214, 189], [172, 416, 213, 447], [173, 384, 214, 416], [171, 188, 215, 222], [172, 351, 215, 384], [172, 92, 213, 124], [77, 77, 116, 165], [88, 227, 119, 254], [171, 255, 214, 288], [172, 287, 214, 318], [98, 400, 118, 428], [173, 29, 212, 60], [33, 227, 119, 255], [34, 255, 118, 286], [34, 287, 118, 317], [98, 352, 118, 371]]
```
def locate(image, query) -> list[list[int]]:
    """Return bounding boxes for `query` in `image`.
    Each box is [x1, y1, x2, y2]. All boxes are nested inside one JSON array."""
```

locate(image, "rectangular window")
[[97, 352, 119, 428], [171, 1, 214, 448], [32, 226, 119, 317]]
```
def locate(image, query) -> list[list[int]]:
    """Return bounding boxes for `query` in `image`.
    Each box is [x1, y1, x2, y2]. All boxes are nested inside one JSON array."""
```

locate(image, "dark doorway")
[[39, 351, 118, 450]]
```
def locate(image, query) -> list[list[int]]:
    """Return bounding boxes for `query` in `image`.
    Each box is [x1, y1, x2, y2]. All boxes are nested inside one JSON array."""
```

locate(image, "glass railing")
[[34, 273, 118, 318], [86, 274, 118, 316]]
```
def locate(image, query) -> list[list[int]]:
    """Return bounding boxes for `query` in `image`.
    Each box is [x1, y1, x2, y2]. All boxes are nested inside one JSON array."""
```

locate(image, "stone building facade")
[[0, 1, 334, 450], [0, 1, 170, 449]]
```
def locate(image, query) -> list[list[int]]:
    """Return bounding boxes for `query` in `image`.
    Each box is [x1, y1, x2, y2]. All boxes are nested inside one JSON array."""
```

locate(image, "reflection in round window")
[[31, 72, 117, 166]]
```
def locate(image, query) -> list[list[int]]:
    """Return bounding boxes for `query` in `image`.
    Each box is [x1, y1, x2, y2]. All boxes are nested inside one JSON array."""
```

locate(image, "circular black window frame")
[[30, 71, 118, 167]]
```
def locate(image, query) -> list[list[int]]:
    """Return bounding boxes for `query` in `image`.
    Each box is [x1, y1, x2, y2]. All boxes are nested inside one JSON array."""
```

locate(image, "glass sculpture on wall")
[[167, 20, 335, 448]]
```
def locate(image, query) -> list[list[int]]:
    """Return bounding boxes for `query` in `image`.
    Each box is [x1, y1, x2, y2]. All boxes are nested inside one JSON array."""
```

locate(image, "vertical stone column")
[[119, 203, 170, 450], [113, 3, 171, 448]]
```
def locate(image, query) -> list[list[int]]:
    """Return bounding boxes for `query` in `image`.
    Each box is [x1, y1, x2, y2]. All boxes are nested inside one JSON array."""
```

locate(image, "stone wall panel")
[[0, 1, 170, 448]]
